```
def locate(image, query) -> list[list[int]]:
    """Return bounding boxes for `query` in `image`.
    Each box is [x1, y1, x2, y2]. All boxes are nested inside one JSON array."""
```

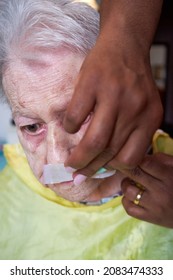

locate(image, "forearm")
[[99, 0, 163, 55]]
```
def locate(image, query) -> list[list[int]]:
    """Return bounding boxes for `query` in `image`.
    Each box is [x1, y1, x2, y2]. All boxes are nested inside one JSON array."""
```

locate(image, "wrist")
[[99, 0, 163, 57]]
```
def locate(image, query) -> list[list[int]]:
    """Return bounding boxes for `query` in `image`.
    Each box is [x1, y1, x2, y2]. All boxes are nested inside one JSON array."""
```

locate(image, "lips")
[[57, 180, 74, 186], [49, 180, 74, 189]]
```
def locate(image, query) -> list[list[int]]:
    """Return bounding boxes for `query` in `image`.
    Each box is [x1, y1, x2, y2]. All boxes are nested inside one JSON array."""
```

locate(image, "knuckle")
[[122, 197, 136, 217], [65, 111, 80, 128], [121, 178, 130, 192], [141, 155, 153, 170], [148, 93, 164, 126], [142, 153, 162, 169], [116, 154, 138, 169], [125, 167, 143, 182], [86, 138, 116, 160], [125, 82, 147, 112], [108, 80, 122, 96], [124, 204, 135, 217], [151, 111, 163, 129], [125, 185, 136, 198], [131, 92, 147, 113], [101, 75, 120, 91], [155, 102, 163, 123]]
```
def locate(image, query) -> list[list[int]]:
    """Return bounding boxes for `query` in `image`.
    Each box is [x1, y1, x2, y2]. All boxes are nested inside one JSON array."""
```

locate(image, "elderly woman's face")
[[3, 51, 122, 202]]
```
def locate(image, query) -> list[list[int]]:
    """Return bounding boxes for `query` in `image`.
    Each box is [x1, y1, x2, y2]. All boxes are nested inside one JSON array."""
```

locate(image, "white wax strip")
[[43, 163, 73, 184], [43, 164, 116, 184]]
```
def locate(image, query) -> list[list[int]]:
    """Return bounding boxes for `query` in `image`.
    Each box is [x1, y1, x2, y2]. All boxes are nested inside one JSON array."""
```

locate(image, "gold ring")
[[133, 190, 143, 206]]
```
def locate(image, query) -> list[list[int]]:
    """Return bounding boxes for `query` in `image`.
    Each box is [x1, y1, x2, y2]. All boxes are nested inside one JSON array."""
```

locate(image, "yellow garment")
[[0, 137, 173, 260], [152, 129, 173, 155]]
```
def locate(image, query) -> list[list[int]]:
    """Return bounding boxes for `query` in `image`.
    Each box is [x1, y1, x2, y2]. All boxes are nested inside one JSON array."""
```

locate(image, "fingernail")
[[74, 174, 87, 186], [65, 166, 77, 173], [95, 167, 107, 174], [92, 170, 116, 179]]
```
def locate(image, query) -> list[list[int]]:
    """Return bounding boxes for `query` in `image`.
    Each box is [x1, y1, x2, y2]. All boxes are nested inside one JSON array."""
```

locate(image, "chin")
[[47, 179, 101, 202]]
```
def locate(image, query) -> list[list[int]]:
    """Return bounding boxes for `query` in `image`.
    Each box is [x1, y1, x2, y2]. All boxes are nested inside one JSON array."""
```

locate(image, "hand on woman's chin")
[[46, 172, 123, 203], [83, 173, 123, 202]]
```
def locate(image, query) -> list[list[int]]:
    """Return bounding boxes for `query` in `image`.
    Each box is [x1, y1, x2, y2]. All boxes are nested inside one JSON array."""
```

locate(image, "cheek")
[[17, 128, 46, 153], [17, 129, 46, 177], [16, 119, 90, 180], [25, 146, 46, 179]]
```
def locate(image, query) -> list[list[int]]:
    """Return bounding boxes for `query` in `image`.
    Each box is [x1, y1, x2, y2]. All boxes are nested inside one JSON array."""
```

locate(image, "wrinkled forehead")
[[5, 48, 84, 80], [2, 49, 84, 103]]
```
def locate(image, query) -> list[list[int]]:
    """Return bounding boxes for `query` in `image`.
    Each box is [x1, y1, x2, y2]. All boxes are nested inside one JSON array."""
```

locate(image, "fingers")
[[72, 125, 151, 177], [63, 39, 163, 177], [122, 198, 147, 220], [121, 176, 173, 228], [121, 181, 147, 220], [63, 72, 96, 133], [106, 127, 152, 170], [65, 97, 153, 176], [140, 153, 173, 181], [121, 178, 155, 222], [107, 85, 162, 170], [121, 153, 173, 191], [71, 120, 154, 178], [65, 95, 117, 170], [68, 125, 132, 176]]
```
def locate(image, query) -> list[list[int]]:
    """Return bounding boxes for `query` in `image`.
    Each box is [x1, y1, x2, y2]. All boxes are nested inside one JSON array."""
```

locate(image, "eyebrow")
[[12, 110, 41, 120], [12, 102, 68, 120]]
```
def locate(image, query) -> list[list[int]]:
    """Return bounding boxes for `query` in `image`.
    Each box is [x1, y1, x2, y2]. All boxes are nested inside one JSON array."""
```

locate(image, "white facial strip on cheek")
[[44, 163, 73, 184], [43, 164, 116, 184]]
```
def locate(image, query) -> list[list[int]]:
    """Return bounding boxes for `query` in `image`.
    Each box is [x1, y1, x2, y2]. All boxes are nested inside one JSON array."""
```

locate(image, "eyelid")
[[21, 123, 46, 136], [19, 122, 38, 127], [15, 116, 42, 127]]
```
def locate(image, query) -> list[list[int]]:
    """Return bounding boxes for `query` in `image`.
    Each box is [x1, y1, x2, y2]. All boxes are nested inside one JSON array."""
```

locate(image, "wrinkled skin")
[[121, 153, 173, 228], [2, 50, 123, 202], [2, 50, 173, 228]]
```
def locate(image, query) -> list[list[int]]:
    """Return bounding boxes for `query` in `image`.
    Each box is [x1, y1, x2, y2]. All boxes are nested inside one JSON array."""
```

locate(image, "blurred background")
[[152, 0, 173, 136], [0, 0, 173, 167]]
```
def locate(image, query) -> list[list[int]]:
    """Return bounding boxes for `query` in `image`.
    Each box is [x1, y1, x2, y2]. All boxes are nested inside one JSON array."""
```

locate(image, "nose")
[[46, 124, 74, 164]]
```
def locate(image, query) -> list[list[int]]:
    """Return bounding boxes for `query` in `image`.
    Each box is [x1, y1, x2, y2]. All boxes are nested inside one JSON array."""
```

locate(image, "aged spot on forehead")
[[59, 74, 74, 92], [18, 98, 28, 108]]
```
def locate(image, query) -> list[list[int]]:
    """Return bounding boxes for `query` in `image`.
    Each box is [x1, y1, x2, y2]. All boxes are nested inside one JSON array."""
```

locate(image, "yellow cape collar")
[[3, 144, 121, 212]]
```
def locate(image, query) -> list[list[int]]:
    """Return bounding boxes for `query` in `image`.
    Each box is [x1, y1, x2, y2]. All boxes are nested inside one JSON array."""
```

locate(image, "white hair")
[[0, 0, 99, 95]]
